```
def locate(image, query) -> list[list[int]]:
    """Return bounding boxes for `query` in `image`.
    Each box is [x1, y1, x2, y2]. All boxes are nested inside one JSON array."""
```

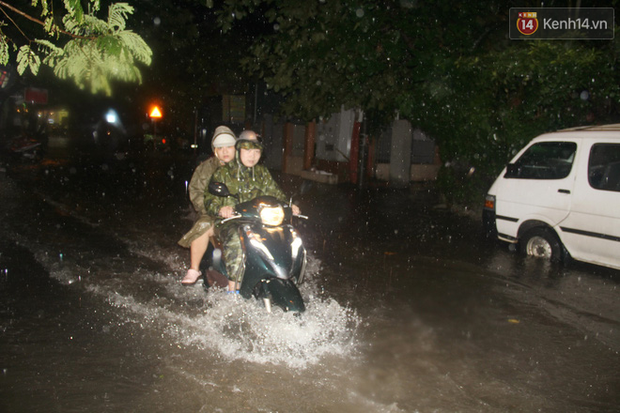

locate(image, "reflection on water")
[[485, 249, 620, 353]]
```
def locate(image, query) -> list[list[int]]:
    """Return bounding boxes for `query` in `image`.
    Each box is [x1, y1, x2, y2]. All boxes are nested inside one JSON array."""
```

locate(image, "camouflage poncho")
[[188, 156, 221, 215], [204, 157, 287, 218], [177, 156, 221, 248]]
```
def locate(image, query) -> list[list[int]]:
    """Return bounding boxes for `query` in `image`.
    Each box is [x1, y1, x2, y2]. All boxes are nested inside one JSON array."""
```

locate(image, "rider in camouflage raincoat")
[[177, 126, 236, 285], [204, 132, 288, 289]]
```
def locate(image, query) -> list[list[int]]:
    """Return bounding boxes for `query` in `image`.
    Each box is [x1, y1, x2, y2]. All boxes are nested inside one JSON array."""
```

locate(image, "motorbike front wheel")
[[257, 278, 305, 313]]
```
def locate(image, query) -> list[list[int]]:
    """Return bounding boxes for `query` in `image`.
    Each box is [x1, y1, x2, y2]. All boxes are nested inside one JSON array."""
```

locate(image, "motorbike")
[[8, 134, 44, 162], [204, 181, 309, 313]]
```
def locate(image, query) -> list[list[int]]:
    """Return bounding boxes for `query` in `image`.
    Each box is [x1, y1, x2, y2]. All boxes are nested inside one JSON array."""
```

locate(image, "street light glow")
[[149, 106, 162, 118], [105, 109, 118, 124]]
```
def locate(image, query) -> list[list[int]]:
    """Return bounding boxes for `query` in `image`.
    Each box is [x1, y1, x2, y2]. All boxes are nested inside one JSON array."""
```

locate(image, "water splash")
[[181, 290, 360, 368], [75, 251, 360, 369], [98, 282, 360, 369]]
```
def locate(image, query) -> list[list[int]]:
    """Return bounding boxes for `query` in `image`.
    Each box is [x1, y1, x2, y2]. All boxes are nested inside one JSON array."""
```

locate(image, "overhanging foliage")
[[0, 1, 152, 95], [210, 0, 620, 177]]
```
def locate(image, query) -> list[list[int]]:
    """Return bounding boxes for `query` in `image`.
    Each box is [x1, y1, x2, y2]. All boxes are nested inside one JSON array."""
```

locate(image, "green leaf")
[[107, 3, 134, 31], [16, 45, 36, 75], [29, 53, 41, 75], [63, 0, 85, 22], [0, 40, 8, 66]]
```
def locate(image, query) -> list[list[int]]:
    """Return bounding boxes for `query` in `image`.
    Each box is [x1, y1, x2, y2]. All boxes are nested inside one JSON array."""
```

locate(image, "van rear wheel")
[[520, 228, 563, 262]]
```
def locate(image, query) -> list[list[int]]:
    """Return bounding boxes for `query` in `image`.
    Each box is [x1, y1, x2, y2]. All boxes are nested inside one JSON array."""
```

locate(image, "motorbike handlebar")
[[220, 214, 242, 223]]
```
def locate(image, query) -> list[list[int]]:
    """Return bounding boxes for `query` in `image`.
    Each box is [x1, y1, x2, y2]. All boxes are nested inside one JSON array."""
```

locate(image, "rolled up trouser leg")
[[220, 225, 245, 285]]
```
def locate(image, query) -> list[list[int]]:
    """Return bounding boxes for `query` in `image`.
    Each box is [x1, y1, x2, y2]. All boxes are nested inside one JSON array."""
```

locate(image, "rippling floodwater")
[[1, 152, 619, 412]]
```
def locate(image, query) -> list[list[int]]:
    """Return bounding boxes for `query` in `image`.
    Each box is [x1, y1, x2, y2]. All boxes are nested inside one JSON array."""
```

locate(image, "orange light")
[[161, 138, 167, 144], [149, 106, 162, 118], [484, 196, 495, 210]]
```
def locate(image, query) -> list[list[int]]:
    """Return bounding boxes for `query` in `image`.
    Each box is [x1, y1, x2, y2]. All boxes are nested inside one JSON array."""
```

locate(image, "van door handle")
[[558, 189, 571, 194]]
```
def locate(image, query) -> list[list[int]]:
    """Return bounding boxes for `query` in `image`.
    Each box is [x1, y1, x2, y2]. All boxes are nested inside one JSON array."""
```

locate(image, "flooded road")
[[1, 150, 619, 412]]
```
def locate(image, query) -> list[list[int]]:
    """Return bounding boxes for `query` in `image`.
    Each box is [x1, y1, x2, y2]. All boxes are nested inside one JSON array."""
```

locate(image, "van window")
[[505, 141, 576, 180], [589, 143, 620, 192]]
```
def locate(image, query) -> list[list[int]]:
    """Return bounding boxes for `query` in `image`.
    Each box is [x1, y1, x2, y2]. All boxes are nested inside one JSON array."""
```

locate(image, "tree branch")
[[0, 1, 46, 27], [0, 1, 30, 41], [0, 0, 91, 39]]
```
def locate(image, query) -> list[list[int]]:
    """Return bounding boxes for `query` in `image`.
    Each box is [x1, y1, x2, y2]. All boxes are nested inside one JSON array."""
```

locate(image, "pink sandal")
[[181, 269, 202, 285]]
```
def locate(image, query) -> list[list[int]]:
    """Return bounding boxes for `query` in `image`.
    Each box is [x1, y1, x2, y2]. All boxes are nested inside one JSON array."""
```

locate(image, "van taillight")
[[484, 195, 495, 210]]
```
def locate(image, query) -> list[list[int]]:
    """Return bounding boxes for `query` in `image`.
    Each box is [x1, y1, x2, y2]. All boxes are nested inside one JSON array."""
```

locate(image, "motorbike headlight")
[[259, 205, 285, 226]]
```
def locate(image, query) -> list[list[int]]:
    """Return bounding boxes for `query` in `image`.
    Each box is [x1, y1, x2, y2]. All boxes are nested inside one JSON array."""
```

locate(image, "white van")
[[483, 124, 620, 270]]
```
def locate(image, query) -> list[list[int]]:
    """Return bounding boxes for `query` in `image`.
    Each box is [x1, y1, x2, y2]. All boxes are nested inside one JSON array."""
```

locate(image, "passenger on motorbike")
[[204, 130, 301, 292], [178, 126, 236, 285]]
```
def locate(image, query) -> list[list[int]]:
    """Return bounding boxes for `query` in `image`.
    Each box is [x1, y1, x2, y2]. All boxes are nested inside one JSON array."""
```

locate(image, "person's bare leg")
[[182, 227, 214, 285], [189, 230, 211, 270]]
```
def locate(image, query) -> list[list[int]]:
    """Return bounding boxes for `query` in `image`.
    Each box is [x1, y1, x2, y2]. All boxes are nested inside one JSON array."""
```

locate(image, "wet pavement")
[[1, 150, 619, 412]]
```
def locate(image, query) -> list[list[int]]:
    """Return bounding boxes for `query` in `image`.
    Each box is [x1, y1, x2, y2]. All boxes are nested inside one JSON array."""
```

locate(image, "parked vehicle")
[[8, 134, 45, 162], [483, 124, 620, 270], [205, 181, 308, 312]]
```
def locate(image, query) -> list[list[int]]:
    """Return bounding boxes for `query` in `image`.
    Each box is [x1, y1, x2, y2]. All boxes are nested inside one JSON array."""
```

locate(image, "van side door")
[[495, 140, 578, 240], [559, 141, 620, 269]]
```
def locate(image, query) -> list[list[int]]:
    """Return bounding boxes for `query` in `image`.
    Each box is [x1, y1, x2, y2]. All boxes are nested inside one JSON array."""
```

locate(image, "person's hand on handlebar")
[[219, 206, 235, 218]]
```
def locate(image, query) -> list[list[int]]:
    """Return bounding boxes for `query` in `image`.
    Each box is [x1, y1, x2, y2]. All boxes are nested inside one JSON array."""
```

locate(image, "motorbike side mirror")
[[208, 181, 239, 200], [289, 180, 313, 207], [299, 179, 313, 195]]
